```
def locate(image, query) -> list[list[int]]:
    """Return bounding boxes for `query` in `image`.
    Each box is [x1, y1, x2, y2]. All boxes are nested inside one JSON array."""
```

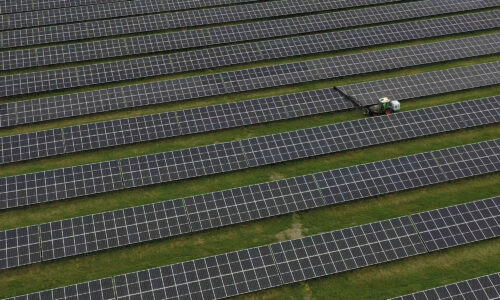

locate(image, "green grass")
[[1, 7, 499, 300]]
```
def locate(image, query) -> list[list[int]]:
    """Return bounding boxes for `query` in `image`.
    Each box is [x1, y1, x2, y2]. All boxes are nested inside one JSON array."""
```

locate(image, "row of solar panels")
[[0, 0, 401, 48], [1, 0, 265, 15], [1, 137, 498, 271], [2, 33, 498, 128], [0, 0, 131, 14], [1, 0, 492, 70], [7, 195, 500, 299], [3, 11, 499, 97], [390, 272, 500, 300], [1, 96, 498, 210], [1, 61, 499, 165], [338, 62, 500, 106], [0, 0, 261, 29]]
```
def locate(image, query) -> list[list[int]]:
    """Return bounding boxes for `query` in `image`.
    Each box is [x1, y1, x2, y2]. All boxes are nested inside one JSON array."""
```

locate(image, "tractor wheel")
[[385, 109, 393, 115]]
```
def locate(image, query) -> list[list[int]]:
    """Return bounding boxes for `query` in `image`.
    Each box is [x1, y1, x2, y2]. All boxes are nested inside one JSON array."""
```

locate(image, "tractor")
[[363, 97, 401, 116]]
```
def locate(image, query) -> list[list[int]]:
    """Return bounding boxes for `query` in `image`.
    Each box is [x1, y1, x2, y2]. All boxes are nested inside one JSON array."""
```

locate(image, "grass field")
[[0, 1, 499, 299]]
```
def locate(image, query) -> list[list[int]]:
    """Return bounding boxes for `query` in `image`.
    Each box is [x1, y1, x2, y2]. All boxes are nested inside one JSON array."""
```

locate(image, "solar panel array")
[[3, 61, 500, 165], [338, 61, 500, 106], [2, 137, 498, 270], [0, 0, 262, 30], [390, 272, 500, 300], [38, 198, 190, 262], [4, 12, 500, 97], [1, 0, 499, 297], [2, 33, 498, 127], [271, 216, 426, 285], [9, 196, 500, 299], [8, 277, 116, 300], [0, 89, 352, 164], [412, 196, 500, 252], [2, 0, 494, 71], [0, 0, 400, 49], [1, 96, 498, 210], [0, 0, 129, 14], [271, 197, 500, 289]]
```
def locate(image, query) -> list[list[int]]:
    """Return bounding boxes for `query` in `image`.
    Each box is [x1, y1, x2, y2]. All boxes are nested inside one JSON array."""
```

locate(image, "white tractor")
[[363, 97, 401, 116]]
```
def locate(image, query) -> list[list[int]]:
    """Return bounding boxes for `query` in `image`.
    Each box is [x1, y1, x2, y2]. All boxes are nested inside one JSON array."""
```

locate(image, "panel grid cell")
[[3, 10, 499, 96], [3, 33, 498, 127], [0, 96, 498, 210], [389, 272, 500, 300], [0, 0, 401, 49], [2, 1, 494, 71]]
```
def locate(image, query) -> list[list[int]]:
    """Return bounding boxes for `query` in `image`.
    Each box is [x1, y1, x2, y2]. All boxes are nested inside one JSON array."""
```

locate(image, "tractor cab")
[[363, 97, 401, 116]]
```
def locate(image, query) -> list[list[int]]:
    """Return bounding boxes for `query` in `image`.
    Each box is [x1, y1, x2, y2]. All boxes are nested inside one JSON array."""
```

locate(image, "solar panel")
[[0, 97, 498, 210], [0, 88, 351, 164], [271, 216, 426, 284], [315, 139, 500, 206], [0, 0, 261, 30], [2, 1, 493, 71], [4, 13, 499, 97], [119, 141, 248, 188], [239, 98, 498, 167], [0, 0, 401, 49], [40, 199, 190, 261], [2, 138, 498, 269], [114, 246, 282, 299], [8, 278, 115, 300], [0, 225, 41, 270], [1, 0, 130, 14], [411, 197, 500, 252], [338, 61, 500, 106], [389, 272, 500, 300], [1, 129, 66, 164], [3, 33, 498, 127], [0, 160, 124, 209], [185, 174, 327, 232], [11, 196, 500, 299]]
